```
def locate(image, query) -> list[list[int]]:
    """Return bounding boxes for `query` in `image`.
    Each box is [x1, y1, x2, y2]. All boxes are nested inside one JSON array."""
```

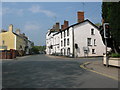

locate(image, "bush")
[[111, 53, 120, 58]]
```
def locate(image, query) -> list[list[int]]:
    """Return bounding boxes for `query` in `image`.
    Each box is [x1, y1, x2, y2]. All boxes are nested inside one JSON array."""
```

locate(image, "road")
[[2, 55, 118, 88]]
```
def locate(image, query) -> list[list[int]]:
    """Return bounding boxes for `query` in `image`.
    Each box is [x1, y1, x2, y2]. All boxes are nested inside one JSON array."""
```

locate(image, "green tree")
[[95, 23, 101, 27], [31, 46, 40, 54], [102, 2, 120, 53], [31, 45, 46, 54]]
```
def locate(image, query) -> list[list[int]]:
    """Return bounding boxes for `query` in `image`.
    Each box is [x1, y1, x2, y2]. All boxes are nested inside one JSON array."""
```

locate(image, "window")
[[67, 29, 69, 36], [64, 31, 66, 37], [55, 47, 56, 52], [67, 48, 70, 55], [55, 38, 56, 44], [2, 40, 5, 45], [92, 49, 96, 54], [87, 38, 92, 46], [94, 39, 96, 46], [75, 43, 78, 49], [91, 28, 94, 35], [61, 41, 63, 47], [61, 49, 63, 55], [67, 39, 69, 45], [64, 39, 66, 46], [61, 32, 62, 38], [64, 49, 66, 55]]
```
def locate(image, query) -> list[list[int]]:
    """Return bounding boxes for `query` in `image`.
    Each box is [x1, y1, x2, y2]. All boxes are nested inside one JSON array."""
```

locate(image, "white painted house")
[[46, 11, 106, 57]]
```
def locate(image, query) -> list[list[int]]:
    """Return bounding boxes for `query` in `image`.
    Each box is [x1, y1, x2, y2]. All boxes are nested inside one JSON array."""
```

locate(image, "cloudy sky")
[[1, 2, 102, 46]]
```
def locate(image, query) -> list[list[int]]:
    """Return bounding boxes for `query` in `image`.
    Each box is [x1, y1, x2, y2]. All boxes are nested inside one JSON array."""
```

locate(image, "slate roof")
[[51, 19, 99, 36]]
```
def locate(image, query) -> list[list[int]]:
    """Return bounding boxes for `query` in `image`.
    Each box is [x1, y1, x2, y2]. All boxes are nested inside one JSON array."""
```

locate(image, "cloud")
[[29, 5, 56, 17], [2, 5, 56, 17], [24, 22, 41, 31], [2, 7, 24, 16]]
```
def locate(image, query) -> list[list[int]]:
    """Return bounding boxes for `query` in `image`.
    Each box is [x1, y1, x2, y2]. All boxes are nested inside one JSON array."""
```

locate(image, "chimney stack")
[[15, 29, 20, 35], [61, 25, 64, 31], [55, 22, 60, 32], [77, 11, 84, 23], [8, 24, 13, 32], [63, 20, 69, 30], [50, 24, 56, 32]]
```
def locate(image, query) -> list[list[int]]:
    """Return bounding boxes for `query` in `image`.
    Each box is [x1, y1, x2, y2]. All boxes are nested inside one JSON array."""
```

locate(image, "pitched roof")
[[61, 19, 99, 31], [13, 32, 28, 41], [52, 19, 99, 36]]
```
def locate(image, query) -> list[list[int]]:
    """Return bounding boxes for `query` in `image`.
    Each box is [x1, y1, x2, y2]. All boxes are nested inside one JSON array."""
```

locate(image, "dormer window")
[[91, 28, 95, 35]]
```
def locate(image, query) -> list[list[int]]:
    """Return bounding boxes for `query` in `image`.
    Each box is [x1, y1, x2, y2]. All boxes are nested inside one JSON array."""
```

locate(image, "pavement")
[[80, 60, 120, 81]]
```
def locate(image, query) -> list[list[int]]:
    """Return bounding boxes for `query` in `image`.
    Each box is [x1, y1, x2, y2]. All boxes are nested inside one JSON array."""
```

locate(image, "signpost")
[[83, 47, 89, 57]]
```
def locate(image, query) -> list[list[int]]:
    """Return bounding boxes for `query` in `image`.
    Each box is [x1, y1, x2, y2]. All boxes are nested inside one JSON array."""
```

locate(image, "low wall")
[[103, 55, 120, 67], [0, 50, 16, 59]]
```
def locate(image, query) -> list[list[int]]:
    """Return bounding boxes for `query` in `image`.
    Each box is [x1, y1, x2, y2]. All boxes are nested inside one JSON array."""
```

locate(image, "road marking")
[[80, 62, 119, 81]]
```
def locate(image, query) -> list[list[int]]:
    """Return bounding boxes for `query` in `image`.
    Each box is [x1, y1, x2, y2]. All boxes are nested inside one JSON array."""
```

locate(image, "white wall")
[[74, 21, 106, 57], [53, 33, 60, 54], [59, 27, 73, 56], [46, 21, 107, 57]]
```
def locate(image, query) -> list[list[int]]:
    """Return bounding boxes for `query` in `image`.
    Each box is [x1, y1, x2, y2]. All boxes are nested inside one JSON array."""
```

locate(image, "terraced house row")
[[0, 24, 34, 58], [46, 11, 109, 57]]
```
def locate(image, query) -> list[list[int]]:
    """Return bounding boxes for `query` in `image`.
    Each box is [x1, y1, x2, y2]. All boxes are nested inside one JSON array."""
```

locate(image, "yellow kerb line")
[[80, 62, 119, 81]]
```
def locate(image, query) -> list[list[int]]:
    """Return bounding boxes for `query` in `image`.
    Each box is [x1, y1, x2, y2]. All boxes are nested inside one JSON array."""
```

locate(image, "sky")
[[1, 2, 102, 46]]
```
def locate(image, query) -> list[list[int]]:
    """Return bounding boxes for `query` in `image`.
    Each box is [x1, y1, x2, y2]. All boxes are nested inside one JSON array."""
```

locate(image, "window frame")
[[67, 38, 69, 45], [67, 29, 69, 36], [92, 49, 96, 54], [87, 38, 92, 46], [64, 31, 66, 37], [61, 40, 63, 47], [91, 28, 95, 35], [64, 39, 66, 46], [2, 40, 5, 45], [61, 32, 62, 38], [94, 39, 97, 46]]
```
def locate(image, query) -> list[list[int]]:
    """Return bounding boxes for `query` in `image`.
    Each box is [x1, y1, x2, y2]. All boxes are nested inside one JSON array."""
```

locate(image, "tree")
[[31, 46, 40, 54], [31, 46, 46, 54], [102, 2, 120, 53], [95, 23, 101, 27]]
